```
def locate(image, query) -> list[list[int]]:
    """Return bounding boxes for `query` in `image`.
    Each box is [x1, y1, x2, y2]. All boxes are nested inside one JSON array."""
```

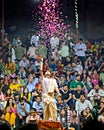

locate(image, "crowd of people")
[[0, 31, 104, 130]]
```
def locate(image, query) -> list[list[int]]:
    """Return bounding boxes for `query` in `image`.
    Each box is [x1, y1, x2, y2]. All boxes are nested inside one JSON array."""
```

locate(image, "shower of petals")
[[32, 0, 70, 40]]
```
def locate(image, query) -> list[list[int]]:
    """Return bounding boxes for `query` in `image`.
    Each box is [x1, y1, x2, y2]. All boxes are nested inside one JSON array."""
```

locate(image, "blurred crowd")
[[0, 31, 104, 130]]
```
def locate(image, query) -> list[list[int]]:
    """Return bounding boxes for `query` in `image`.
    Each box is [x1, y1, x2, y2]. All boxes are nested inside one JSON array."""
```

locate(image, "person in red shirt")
[[57, 60, 64, 75], [42, 59, 49, 75]]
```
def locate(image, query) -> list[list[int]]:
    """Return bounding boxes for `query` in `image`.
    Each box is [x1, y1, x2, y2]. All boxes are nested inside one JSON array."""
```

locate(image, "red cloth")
[[43, 64, 49, 75], [57, 65, 64, 75], [39, 120, 63, 130]]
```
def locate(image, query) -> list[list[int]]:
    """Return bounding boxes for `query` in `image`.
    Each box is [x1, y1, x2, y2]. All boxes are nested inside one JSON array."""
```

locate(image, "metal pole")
[[75, 0, 79, 42], [2, 0, 4, 48]]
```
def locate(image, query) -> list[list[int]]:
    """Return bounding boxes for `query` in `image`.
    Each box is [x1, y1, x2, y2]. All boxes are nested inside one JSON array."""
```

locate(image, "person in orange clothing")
[[9, 77, 20, 94], [5, 98, 17, 128], [35, 77, 42, 92]]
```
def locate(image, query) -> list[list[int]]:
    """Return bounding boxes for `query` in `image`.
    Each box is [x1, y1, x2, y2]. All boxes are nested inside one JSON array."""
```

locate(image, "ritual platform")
[[38, 120, 63, 130]]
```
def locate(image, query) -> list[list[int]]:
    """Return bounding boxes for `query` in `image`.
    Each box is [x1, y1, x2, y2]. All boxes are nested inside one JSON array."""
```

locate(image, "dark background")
[[0, 0, 104, 42]]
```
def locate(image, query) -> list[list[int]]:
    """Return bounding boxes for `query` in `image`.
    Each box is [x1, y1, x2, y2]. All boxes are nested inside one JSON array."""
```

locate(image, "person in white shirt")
[[74, 38, 87, 67], [12, 47, 16, 63], [61, 41, 69, 57], [75, 94, 93, 116], [87, 84, 104, 107], [61, 41, 69, 64], [27, 44, 36, 61], [31, 32, 39, 47], [40, 69, 61, 121], [19, 55, 29, 69], [71, 62, 83, 75], [50, 34, 59, 50], [32, 96, 43, 116], [75, 63, 83, 75]]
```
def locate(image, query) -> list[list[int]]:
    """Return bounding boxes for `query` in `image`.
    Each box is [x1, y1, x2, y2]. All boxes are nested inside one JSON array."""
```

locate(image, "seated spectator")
[[21, 88, 31, 103], [35, 77, 42, 93], [0, 90, 4, 102], [26, 67, 33, 78], [57, 97, 67, 112], [28, 59, 37, 72], [0, 91, 5, 112], [32, 96, 43, 118], [35, 42, 47, 59], [19, 55, 29, 69], [85, 107, 94, 120], [4, 74, 11, 87], [75, 94, 93, 116], [85, 56, 92, 70], [70, 71, 78, 81], [71, 62, 83, 75], [73, 85, 85, 107], [63, 56, 71, 67], [70, 110, 80, 130], [90, 41, 99, 54], [64, 70, 72, 83], [52, 47, 61, 61], [100, 67, 104, 84], [6, 57, 16, 74], [26, 108, 41, 124], [80, 109, 93, 128], [16, 98, 30, 127], [27, 43, 36, 62], [5, 98, 17, 128], [26, 74, 38, 93], [95, 56, 100, 66], [18, 67, 26, 79], [14, 93, 20, 104], [63, 63, 72, 73], [4, 89, 12, 101], [60, 109, 67, 128], [84, 76, 93, 93], [76, 62, 83, 75], [16, 74, 26, 88], [96, 100, 104, 117], [60, 84, 73, 107], [69, 75, 84, 92], [90, 69, 99, 86], [87, 84, 104, 107], [49, 59, 57, 72], [73, 55, 79, 64], [0, 58, 5, 73], [0, 76, 9, 94], [32, 73, 39, 86], [61, 41, 69, 64], [58, 74, 66, 89], [8, 70, 16, 79], [9, 77, 20, 94], [66, 106, 73, 127], [81, 69, 88, 83], [98, 109, 104, 124], [30, 90, 39, 108]]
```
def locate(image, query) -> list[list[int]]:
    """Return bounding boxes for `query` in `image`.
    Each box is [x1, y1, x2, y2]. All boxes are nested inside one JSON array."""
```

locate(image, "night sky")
[[0, 0, 104, 40], [1, 0, 104, 20]]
